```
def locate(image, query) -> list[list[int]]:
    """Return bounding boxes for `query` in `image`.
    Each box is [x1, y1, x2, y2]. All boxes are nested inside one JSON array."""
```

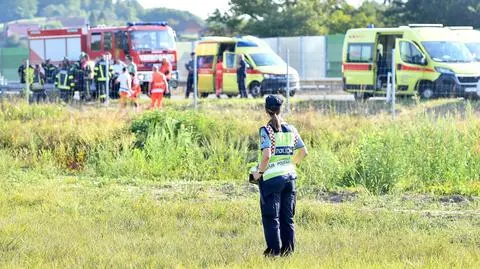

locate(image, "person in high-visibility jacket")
[[251, 95, 308, 258], [149, 66, 168, 109], [55, 65, 75, 103], [215, 56, 224, 98], [94, 58, 114, 101], [42, 59, 58, 84], [160, 58, 172, 98]]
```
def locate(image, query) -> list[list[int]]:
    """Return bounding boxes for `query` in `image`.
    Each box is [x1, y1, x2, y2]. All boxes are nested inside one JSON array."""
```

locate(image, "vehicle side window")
[[104, 32, 112, 51], [347, 43, 374, 63], [198, 56, 214, 69], [91, 33, 102, 51], [400, 41, 423, 65]]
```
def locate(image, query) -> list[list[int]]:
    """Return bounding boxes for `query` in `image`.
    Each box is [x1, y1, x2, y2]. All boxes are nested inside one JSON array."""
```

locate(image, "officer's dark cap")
[[265, 95, 283, 110], [191, 52, 195, 56]]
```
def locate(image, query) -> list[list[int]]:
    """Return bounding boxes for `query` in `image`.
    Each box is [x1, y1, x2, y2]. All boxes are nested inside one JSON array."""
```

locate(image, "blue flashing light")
[[127, 22, 168, 27]]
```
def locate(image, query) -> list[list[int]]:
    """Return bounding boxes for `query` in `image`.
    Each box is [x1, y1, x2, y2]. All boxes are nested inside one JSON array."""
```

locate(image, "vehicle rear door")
[[222, 52, 238, 93]]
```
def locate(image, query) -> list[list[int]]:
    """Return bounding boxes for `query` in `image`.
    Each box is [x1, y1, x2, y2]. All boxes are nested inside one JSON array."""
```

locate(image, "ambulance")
[[195, 36, 299, 98], [342, 24, 480, 100]]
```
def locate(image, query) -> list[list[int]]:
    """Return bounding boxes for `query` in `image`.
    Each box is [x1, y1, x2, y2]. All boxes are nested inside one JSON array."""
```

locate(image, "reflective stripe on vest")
[[57, 71, 71, 90], [261, 125, 297, 181]]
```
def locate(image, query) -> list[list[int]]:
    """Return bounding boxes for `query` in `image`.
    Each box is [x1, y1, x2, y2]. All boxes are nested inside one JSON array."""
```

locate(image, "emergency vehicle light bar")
[[408, 24, 443, 28], [127, 22, 168, 27], [448, 26, 474, 30]]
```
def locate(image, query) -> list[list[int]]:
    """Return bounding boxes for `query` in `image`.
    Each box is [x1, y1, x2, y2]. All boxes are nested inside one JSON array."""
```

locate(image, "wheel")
[[289, 90, 296, 97], [353, 92, 371, 101], [419, 83, 434, 100], [200, 93, 209, 98], [249, 81, 262, 98]]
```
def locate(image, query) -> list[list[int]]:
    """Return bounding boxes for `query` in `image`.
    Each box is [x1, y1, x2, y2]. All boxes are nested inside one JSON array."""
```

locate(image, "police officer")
[[185, 52, 195, 99], [237, 54, 247, 98], [42, 59, 58, 84], [251, 95, 308, 257], [94, 57, 114, 101]]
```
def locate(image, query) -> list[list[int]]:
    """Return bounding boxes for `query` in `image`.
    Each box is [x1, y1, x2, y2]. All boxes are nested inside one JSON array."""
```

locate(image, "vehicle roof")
[[451, 29, 480, 42], [346, 26, 460, 42]]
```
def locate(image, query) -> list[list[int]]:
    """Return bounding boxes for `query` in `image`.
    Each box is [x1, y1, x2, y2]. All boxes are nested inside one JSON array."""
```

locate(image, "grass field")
[[1, 98, 480, 268]]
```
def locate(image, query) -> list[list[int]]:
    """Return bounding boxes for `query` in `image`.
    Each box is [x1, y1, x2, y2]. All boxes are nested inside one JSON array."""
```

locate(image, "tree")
[[0, 0, 38, 22], [384, 0, 480, 28]]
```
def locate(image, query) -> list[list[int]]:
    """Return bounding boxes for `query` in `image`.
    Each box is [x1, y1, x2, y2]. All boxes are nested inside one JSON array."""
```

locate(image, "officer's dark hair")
[[265, 95, 283, 132], [122, 67, 127, 73]]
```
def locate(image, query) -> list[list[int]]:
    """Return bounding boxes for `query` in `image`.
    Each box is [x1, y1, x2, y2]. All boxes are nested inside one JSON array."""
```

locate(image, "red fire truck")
[[27, 22, 179, 89]]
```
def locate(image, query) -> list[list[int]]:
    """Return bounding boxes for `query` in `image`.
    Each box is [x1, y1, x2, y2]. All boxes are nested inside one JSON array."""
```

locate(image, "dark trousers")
[[59, 90, 72, 103], [260, 179, 296, 256], [238, 77, 247, 98], [96, 81, 106, 100], [186, 74, 194, 98], [32, 90, 46, 104]]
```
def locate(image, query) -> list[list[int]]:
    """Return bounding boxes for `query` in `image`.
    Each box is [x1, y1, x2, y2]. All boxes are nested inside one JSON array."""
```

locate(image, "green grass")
[[1, 175, 479, 268], [2, 99, 480, 194]]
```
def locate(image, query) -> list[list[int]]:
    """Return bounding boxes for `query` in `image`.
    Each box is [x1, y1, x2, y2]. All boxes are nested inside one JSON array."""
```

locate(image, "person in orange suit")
[[130, 72, 142, 113], [215, 56, 224, 98], [149, 66, 168, 109], [160, 58, 173, 98]]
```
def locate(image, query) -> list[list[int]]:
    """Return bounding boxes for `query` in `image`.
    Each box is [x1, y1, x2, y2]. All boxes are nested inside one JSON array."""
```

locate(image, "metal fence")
[[176, 34, 345, 82]]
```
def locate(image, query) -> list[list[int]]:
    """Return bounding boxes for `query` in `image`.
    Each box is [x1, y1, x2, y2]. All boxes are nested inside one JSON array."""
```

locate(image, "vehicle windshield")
[[465, 43, 480, 61], [422, 41, 474, 63], [250, 53, 286, 67], [131, 30, 176, 51]]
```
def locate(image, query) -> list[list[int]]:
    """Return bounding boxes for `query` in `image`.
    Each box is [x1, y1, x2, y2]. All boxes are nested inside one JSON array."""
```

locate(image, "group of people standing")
[[18, 54, 173, 110]]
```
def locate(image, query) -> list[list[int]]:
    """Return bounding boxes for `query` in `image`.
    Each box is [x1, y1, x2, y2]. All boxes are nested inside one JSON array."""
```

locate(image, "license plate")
[[465, 87, 478, 92]]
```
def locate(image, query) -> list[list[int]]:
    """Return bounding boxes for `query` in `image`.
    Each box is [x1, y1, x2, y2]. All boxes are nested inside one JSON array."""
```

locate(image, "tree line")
[[206, 0, 480, 37], [0, 0, 203, 33]]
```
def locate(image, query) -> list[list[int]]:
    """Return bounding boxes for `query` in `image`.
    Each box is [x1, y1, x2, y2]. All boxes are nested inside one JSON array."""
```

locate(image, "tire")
[[249, 81, 262, 98], [353, 92, 371, 101], [419, 83, 434, 100]]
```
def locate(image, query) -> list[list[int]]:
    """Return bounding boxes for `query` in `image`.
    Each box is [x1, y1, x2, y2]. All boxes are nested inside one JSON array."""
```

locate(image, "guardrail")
[[300, 78, 343, 93]]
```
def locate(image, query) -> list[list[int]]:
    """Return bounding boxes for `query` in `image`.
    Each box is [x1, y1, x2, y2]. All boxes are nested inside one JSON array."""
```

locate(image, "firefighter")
[[55, 63, 75, 103], [215, 56, 224, 98], [160, 58, 172, 98], [94, 57, 114, 101], [42, 59, 58, 84], [149, 66, 168, 109], [71, 61, 85, 100], [251, 95, 308, 257], [31, 64, 46, 104]]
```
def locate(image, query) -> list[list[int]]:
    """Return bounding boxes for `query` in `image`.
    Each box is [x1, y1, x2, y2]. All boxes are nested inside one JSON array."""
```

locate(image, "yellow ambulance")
[[342, 24, 480, 100], [195, 36, 299, 98]]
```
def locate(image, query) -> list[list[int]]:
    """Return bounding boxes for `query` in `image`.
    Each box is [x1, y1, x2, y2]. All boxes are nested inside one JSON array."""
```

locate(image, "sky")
[[138, 0, 370, 19]]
